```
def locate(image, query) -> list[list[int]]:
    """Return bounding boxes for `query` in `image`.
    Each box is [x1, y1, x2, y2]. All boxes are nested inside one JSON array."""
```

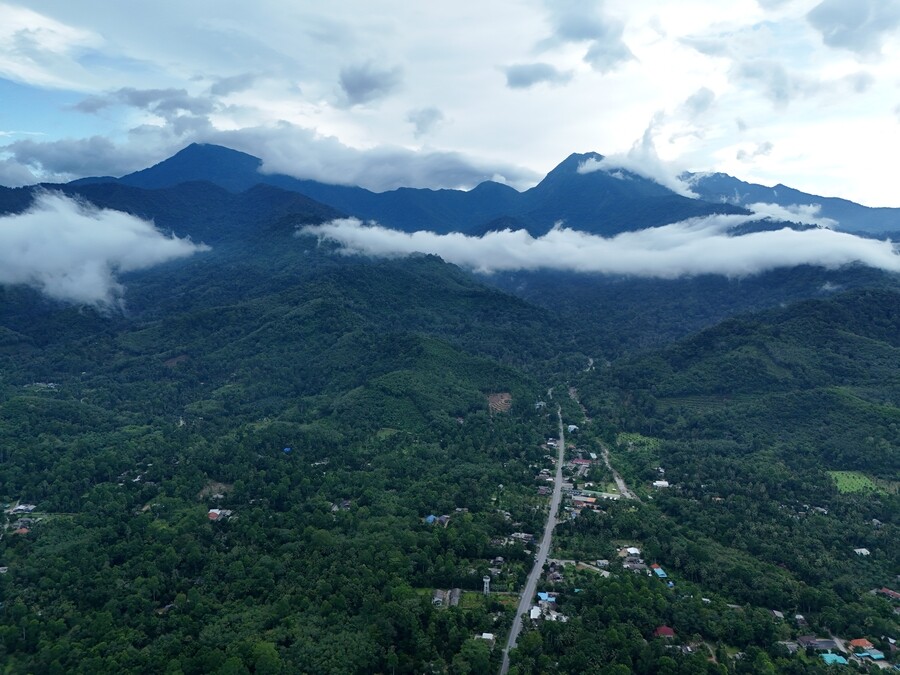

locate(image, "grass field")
[[828, 471, 884, 494], [616, 433, 660, 452]]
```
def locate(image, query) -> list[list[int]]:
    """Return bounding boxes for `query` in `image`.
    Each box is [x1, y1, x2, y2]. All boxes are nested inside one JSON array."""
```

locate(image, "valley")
[[0, 145, 898, 674]]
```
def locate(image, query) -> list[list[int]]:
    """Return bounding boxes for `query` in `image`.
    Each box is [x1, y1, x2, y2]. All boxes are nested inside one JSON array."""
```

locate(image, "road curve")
[[499, 409, 566, 675]]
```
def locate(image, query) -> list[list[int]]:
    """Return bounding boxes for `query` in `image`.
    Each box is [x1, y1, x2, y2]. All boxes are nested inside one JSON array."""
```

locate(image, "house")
[[849, 638, 874, 651], [10, 504, 36, 514], [876, 587, 900, 601], [207, 509, 232, 522], [475, 633, 496, 647], [449, 588, 461, 607], [567, 425, 578, 433], [771, 610, 785, 620], [596, 559, 609, 568], [820, 654, 848, 665], [654, 626, 675, 639], [535, 401, 547, 410], [530, 606, 541, 620], [625, 547, 641, 556], [424, 515, 437, 524], [854, 547, 870, 556], [797, 636, 837, 651], [0, 566, 8, 574], [652, 480, 670, 488], [795, 614, 807, 626], [864, 649, 886, 660], [777, 641, 800, 654], [432, 590, 449, 606], [589, 452, 598, 460], [437, 515, 451, 527], [537, 592, 556, 603], [651, 564, 668, 579], [13, 528, 29, 535], [511, 532, 534, 543]]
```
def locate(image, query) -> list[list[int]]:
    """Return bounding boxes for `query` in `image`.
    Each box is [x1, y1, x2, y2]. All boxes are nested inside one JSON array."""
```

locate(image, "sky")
[[2, 0, 900, 206]]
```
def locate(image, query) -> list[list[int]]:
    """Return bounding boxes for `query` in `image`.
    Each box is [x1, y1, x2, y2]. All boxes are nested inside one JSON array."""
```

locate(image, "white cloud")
[[4, 1, 900, 207], [807, 0, 900, 56], [0, 191, 208, 306], [299, 215, 900, 277], [503, 63, 573, 89], [747, 201, 838, 228], [577, 113, 700, 198]]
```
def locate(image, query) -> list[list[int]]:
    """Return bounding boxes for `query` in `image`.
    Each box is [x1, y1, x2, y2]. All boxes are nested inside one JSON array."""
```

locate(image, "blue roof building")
[[820, 654, 848, 665]]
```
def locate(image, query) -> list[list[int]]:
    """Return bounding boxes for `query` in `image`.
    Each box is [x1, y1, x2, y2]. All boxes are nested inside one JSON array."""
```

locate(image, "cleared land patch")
[[828, 471, 884, 494], [488, 392, 512, 413]]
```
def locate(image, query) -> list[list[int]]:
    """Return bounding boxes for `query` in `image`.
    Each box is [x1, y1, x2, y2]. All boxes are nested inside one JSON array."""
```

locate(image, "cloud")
[[299, 215, 900, 278], [577, 113, 699, 198], [807, 0, 900, 55], [407, 107, 444, 138], [504, 63, 573, 89], [0, 191, 208, 306], [74, 87, 216, 118], [747, 201, 838, 228], [680, 87, 716, 118], [731, 60, 817, 107], [338, 61, 403, 106], [2, 135, 151, 179], [209, 72, 257, 96], [736, 141, 773, 161], [539, 0, 634, 73]]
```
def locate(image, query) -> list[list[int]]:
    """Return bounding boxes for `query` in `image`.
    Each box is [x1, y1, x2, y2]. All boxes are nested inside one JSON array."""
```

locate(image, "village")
[[422, 423, 900, 671]]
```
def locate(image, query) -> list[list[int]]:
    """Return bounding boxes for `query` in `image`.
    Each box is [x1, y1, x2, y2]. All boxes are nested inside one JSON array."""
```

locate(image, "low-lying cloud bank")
[[299, 213, 900, 278], [0, 192, 208, 306]]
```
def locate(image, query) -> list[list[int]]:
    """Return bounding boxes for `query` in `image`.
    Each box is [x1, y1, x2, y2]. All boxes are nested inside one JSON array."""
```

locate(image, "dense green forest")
[[1, 180, 898, 673], [514, 290, 899, 674]]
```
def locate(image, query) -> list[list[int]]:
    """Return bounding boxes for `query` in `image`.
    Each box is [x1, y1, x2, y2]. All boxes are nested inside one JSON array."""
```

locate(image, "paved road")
[[499, 410, 566, 675]]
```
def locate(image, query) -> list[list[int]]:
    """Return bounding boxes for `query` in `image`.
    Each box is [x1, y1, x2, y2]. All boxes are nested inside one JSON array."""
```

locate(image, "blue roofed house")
[[820, 654, 848, 665], [425, 515, 437, 524]]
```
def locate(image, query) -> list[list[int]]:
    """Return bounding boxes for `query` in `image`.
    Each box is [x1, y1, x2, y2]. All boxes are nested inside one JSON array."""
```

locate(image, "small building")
[[864, 649, 886, 660], [854, 547, 871, 556], [652, 480, 670, 488], [625, 547, 641, 556], [10, 504, 37, 514], [207, 509, 232, 522], [424, 514, 437, 524], [0, 566, 8, 574], [13, 528, 29, 535], [475, 633, 495, 647], [820, 654, 848, 665], [654, 626, 675, 639], [876, 587, 900, 601], [771, 610, 785, 620], [651, 564, 668, 579], [537, 592, 556, 603], [529, 606, 541, 620], [798, 636, 837, 651], [449, 588, 462, 607]]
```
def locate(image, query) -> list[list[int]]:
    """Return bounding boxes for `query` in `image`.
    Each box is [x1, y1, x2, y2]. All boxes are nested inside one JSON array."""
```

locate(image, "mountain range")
[[55, 142, 896, 236]]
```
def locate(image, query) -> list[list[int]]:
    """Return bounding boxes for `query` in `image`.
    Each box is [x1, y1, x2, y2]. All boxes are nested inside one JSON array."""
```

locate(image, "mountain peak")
[[119, 143, 263, 192]]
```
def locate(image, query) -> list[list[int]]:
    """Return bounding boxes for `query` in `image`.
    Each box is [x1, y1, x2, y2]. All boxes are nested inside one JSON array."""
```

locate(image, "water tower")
[[483, 575, 490, 595]]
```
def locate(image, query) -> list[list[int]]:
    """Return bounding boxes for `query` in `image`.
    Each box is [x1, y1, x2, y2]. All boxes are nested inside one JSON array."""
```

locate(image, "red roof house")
[[654, 625, 675, 638], [850, 638, 874, 650]]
